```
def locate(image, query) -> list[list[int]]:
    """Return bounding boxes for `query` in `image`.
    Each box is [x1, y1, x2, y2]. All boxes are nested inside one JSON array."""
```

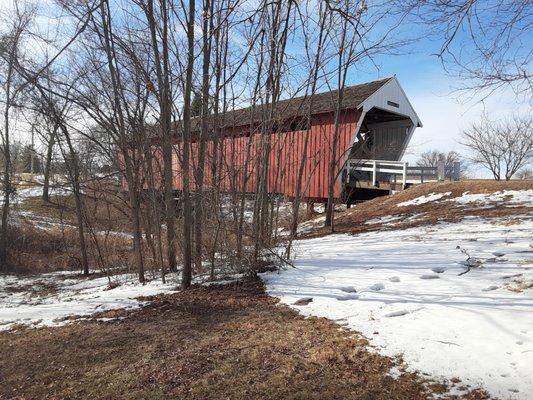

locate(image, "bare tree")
[[0, 4, 34, 266], [417, 150, 468, 178], [180, 0, 196, 289], [461, 115, 532, 180], [402, 0, 532, 96], [142, 0, 178, 275], [324, 0, 411, 229], [516, 167, 532, 180]]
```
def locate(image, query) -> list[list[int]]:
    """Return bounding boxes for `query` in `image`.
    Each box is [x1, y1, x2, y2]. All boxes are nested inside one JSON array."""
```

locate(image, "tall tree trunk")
[[325, 10, 349, 230], [99, 0, 145, 282], [42, 126, 57, 202], [0, 60, 13, 266], [289, 4, 327, 243], [194, 0, 213, 273], [181, 0, 196, 289], [58, 122, 90, 275], [146, 0, 177, 274]]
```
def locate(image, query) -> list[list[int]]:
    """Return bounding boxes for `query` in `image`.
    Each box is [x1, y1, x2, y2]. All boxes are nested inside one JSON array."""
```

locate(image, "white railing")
[[344, 159, 460, 187], [345, 159, 408, 186]]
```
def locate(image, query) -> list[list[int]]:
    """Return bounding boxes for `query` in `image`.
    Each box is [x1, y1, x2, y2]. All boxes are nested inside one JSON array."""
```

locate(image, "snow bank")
[[0, 185, 73, 206], [452, 190, 533, 207], [396, 189, 533, 209], [397, 192, 451, 207], [15, 185, 72, 202], [365, 215, 403, 225], [0, 272, 178, 331], [261, 215, 533, 399]]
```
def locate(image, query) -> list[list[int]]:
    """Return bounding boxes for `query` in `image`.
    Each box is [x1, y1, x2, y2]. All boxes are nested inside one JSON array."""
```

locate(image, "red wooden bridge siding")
[[170, 109, 360, 200]]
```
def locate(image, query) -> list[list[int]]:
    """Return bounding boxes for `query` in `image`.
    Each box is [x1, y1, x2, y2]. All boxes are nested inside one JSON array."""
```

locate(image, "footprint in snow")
[[420, 274, 440, 280], [335, 294, 359, 301], [389, 276, 400, 283], [384, 310, 410, 317], [431, 267, 446, 273], [501, 273, 523, 279], [369, 283, 385, 291], [293, 297, 313, 306], [482, 285, 499, 292], [339, 286, 357, 293]]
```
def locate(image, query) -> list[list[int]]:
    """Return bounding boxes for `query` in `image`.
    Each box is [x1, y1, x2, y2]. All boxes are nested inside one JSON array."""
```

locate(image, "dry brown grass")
[[307, 180, 532, 237], [0, 280, 490, 400], [18, 188, 132, 232], [6, 220, 138, 274]]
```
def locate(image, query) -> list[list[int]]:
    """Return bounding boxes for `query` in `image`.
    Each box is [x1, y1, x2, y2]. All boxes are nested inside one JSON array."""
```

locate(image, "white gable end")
[[359, 76, 422, 128]]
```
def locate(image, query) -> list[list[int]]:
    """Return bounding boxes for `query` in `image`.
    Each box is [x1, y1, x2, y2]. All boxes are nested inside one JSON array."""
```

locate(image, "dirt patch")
[[0, 279, 489, 400]]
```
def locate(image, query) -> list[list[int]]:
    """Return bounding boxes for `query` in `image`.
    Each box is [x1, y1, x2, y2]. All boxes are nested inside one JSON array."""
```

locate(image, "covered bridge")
[[148, 76, 422, 202]]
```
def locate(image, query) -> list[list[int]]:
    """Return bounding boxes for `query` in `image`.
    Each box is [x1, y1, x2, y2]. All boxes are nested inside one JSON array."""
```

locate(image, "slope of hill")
[[301, 180, 532, 236], [263, 180, 533, 399]]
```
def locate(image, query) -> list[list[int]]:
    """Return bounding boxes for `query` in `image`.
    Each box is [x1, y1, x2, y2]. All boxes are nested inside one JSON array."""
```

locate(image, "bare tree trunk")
[[42, 126, 57, 202], [57, 121, 90, 275], [325, 4, 353, 230], [145, 0, 177, 274], [193, 0, 213, 273], [0, 59, 13, 266], [289, 3, 327, 243], [98, 0, 145, 282], [181, 0, 196, 289]]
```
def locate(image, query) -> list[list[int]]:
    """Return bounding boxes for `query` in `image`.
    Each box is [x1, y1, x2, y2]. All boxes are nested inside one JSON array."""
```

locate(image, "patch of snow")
[[13, 211, 134, 239], [0, 272, 178, 331], [365, 215, 403, 225], [419, 274, 440, 280], [335, 293, 359, 301], [338, 285, 357, 293], [297, 215, 327, 235], [15, 185, 72, 203], [261, 215, 533, 399], [397, 192, 451, 207], [452, 190, 533, 208], [200, 274, 245, 287], [369, 283, 385, 291]]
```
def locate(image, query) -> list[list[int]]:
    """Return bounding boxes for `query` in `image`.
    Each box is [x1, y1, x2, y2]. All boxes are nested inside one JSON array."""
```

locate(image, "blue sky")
[[346, 43, 531, 174], [2, 0, 531, 177]]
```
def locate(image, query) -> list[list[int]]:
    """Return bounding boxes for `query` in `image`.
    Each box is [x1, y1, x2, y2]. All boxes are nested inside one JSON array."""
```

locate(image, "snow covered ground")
[[261, 215, 533, 399], [451, 190, 533, 207], [0, 269, 246, 331], [397, 191, 452, 207], [401, 189, 533, 209], [0, 272, 178, 331], [0, 182, 73, 206]]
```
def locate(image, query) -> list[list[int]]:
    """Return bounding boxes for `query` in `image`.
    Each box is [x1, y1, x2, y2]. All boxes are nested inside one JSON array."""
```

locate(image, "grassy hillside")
[[309, 180, 532, 236]]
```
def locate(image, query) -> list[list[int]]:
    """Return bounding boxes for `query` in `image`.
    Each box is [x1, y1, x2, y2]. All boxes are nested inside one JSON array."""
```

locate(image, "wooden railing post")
[[402, 162, 408, 189], [453, 161, 461, 181], [437, 160, 445, 181], [372, 160, 377, 186]]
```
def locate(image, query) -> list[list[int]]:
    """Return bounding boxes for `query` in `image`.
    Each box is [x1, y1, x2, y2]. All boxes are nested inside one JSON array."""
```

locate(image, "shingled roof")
[[152, 76, 393, 139], [212, 76, 392, 129]]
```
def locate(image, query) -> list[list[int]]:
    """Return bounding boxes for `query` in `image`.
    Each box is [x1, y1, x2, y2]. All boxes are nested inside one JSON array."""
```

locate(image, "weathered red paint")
[[167, 109, 361, 200]]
